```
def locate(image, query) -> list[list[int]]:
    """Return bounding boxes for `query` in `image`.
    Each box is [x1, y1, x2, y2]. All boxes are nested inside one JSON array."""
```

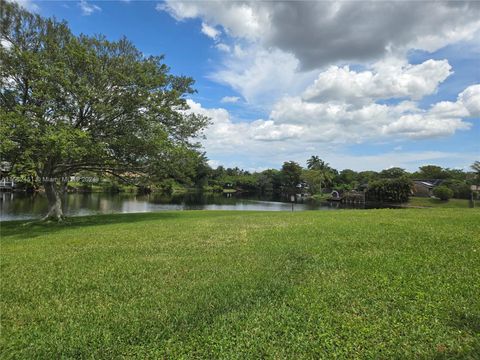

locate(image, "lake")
[[0, 192, 392, 221]]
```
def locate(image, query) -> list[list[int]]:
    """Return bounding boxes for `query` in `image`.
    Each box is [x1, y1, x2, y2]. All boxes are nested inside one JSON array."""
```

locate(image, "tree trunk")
[[43, 181, 64, 221]]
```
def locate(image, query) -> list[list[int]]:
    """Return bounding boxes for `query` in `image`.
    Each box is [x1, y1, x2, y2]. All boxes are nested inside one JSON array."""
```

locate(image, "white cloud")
[[430, 84, 480, 119], [207, 56, 476, 147], [249, 120, 304, 141], [79, 0, 101, 16], [302, 59, 452, 105], [220, 96, 240, 104], [161, 1, 479, 170], [210, 46, 316, 106], [382, 114, 469, 139], [160, 0, 480, 112], [270, 85, 476, 142], [201, 22, 220, 40], [186, 83, 477, 167], [458, 84, 480, 117], [159, 1, 270, 39], [259, 61, 475, 142], [187, 99, 303, 151]]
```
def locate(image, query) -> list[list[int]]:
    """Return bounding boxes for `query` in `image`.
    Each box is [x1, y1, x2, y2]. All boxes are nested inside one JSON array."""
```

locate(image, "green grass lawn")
[[1, 209, 479, 359], [408, 197, 476, 208]]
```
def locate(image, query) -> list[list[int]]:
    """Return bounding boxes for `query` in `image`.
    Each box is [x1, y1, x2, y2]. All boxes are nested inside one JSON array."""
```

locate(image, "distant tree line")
[[192, 157, 480, 202]]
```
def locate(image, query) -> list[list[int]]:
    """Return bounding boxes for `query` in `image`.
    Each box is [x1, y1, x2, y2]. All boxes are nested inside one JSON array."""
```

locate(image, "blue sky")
[[25, 0, 479, 172]]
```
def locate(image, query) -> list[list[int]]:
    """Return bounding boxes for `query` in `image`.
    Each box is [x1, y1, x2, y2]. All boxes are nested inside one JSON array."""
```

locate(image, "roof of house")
[[413, 179, 444, 187]]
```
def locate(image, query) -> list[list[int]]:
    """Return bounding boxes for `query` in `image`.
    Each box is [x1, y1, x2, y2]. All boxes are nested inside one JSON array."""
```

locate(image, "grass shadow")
[[430, 311, 480, 359], [448, 311, 480, 335], [0, 211, 188, 241]]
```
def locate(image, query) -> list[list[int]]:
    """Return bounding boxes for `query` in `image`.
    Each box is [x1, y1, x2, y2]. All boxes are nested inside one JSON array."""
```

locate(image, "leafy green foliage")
[[415, 165, 448, 179], [366, 178, 412, 203], [306, 156, 330, 171], [379, 167, 407, 179], [201, 160, 475, 203], [472, 161, 480, 174], [337, 169, 357, 188], [302, 169, 323, 194], [441, 180, 472, 199], [433, 186, 454, 201], [280, 161, 303, 195], [0, 1, 208, 218]]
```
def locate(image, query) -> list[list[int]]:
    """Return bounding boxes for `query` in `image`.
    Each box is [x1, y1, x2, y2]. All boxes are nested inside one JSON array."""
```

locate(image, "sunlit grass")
[[1, 209, 479, 358], [408, 197, 476, 208]]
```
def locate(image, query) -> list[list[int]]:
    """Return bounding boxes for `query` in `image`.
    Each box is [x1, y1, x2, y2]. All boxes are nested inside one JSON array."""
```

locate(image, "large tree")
[[379, 167, 407, 179], [0, 1, 209, 220], [302, 169, 323, 195], [280, 161, 303, 196], [416, 165, 447, 179]]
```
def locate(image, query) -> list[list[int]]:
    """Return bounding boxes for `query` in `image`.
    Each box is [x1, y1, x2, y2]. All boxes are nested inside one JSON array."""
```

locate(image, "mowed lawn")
[[408, 197, 476, 209], [1, 209, 479, 359]]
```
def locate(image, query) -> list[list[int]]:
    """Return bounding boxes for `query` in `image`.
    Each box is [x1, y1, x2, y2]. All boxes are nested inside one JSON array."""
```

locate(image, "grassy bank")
[[408, 197, 475, 208], [1, 209, 479, 358]]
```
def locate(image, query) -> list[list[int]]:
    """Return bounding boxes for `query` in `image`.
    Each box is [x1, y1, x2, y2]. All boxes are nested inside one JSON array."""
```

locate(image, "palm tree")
[[321, 169, 334, 188], [306, 156, 335, 193], [471, 161, 480, 176], [307, 155, 330, 171]]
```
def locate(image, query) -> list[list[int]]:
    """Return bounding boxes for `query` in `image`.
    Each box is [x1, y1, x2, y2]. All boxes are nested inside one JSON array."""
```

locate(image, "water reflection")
[[1, 191, 387, 221]]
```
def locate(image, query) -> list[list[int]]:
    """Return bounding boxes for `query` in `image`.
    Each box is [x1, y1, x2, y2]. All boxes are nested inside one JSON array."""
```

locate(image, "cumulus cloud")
[[159, 1, 270, 39], [458, 84, 480, 117], [271, 83, 477, 142], [161, 1, 479, 108], [204, 56, 475, 146], [160, 1, 480, 70], [302, 59, 452, 105], [79, 0, 101, 16], [186, 99, 303, 151], [210, 46, 316, 105], [258, 59, 475, 142], [187, 83, 477, 164], [430, 84, 480, 119], [162, 1, 478, 169]]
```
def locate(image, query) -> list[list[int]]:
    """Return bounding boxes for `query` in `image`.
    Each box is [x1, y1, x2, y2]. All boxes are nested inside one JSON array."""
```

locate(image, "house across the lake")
[[412, 179, 443, 197]]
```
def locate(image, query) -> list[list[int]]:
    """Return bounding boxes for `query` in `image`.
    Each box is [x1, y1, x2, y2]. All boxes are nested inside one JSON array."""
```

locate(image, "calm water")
[[0, 192, 387, 221]]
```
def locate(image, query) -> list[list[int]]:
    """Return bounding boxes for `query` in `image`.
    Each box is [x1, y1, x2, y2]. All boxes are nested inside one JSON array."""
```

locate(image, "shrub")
[[433, 186, 454, 201], [366, 178, 412, 203], [441, 180, 471, 199]]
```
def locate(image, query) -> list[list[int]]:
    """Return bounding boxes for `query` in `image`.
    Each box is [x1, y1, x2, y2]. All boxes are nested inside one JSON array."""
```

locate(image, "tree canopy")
[[280, 161, 303, 196], [0, 1, 209, 219]]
